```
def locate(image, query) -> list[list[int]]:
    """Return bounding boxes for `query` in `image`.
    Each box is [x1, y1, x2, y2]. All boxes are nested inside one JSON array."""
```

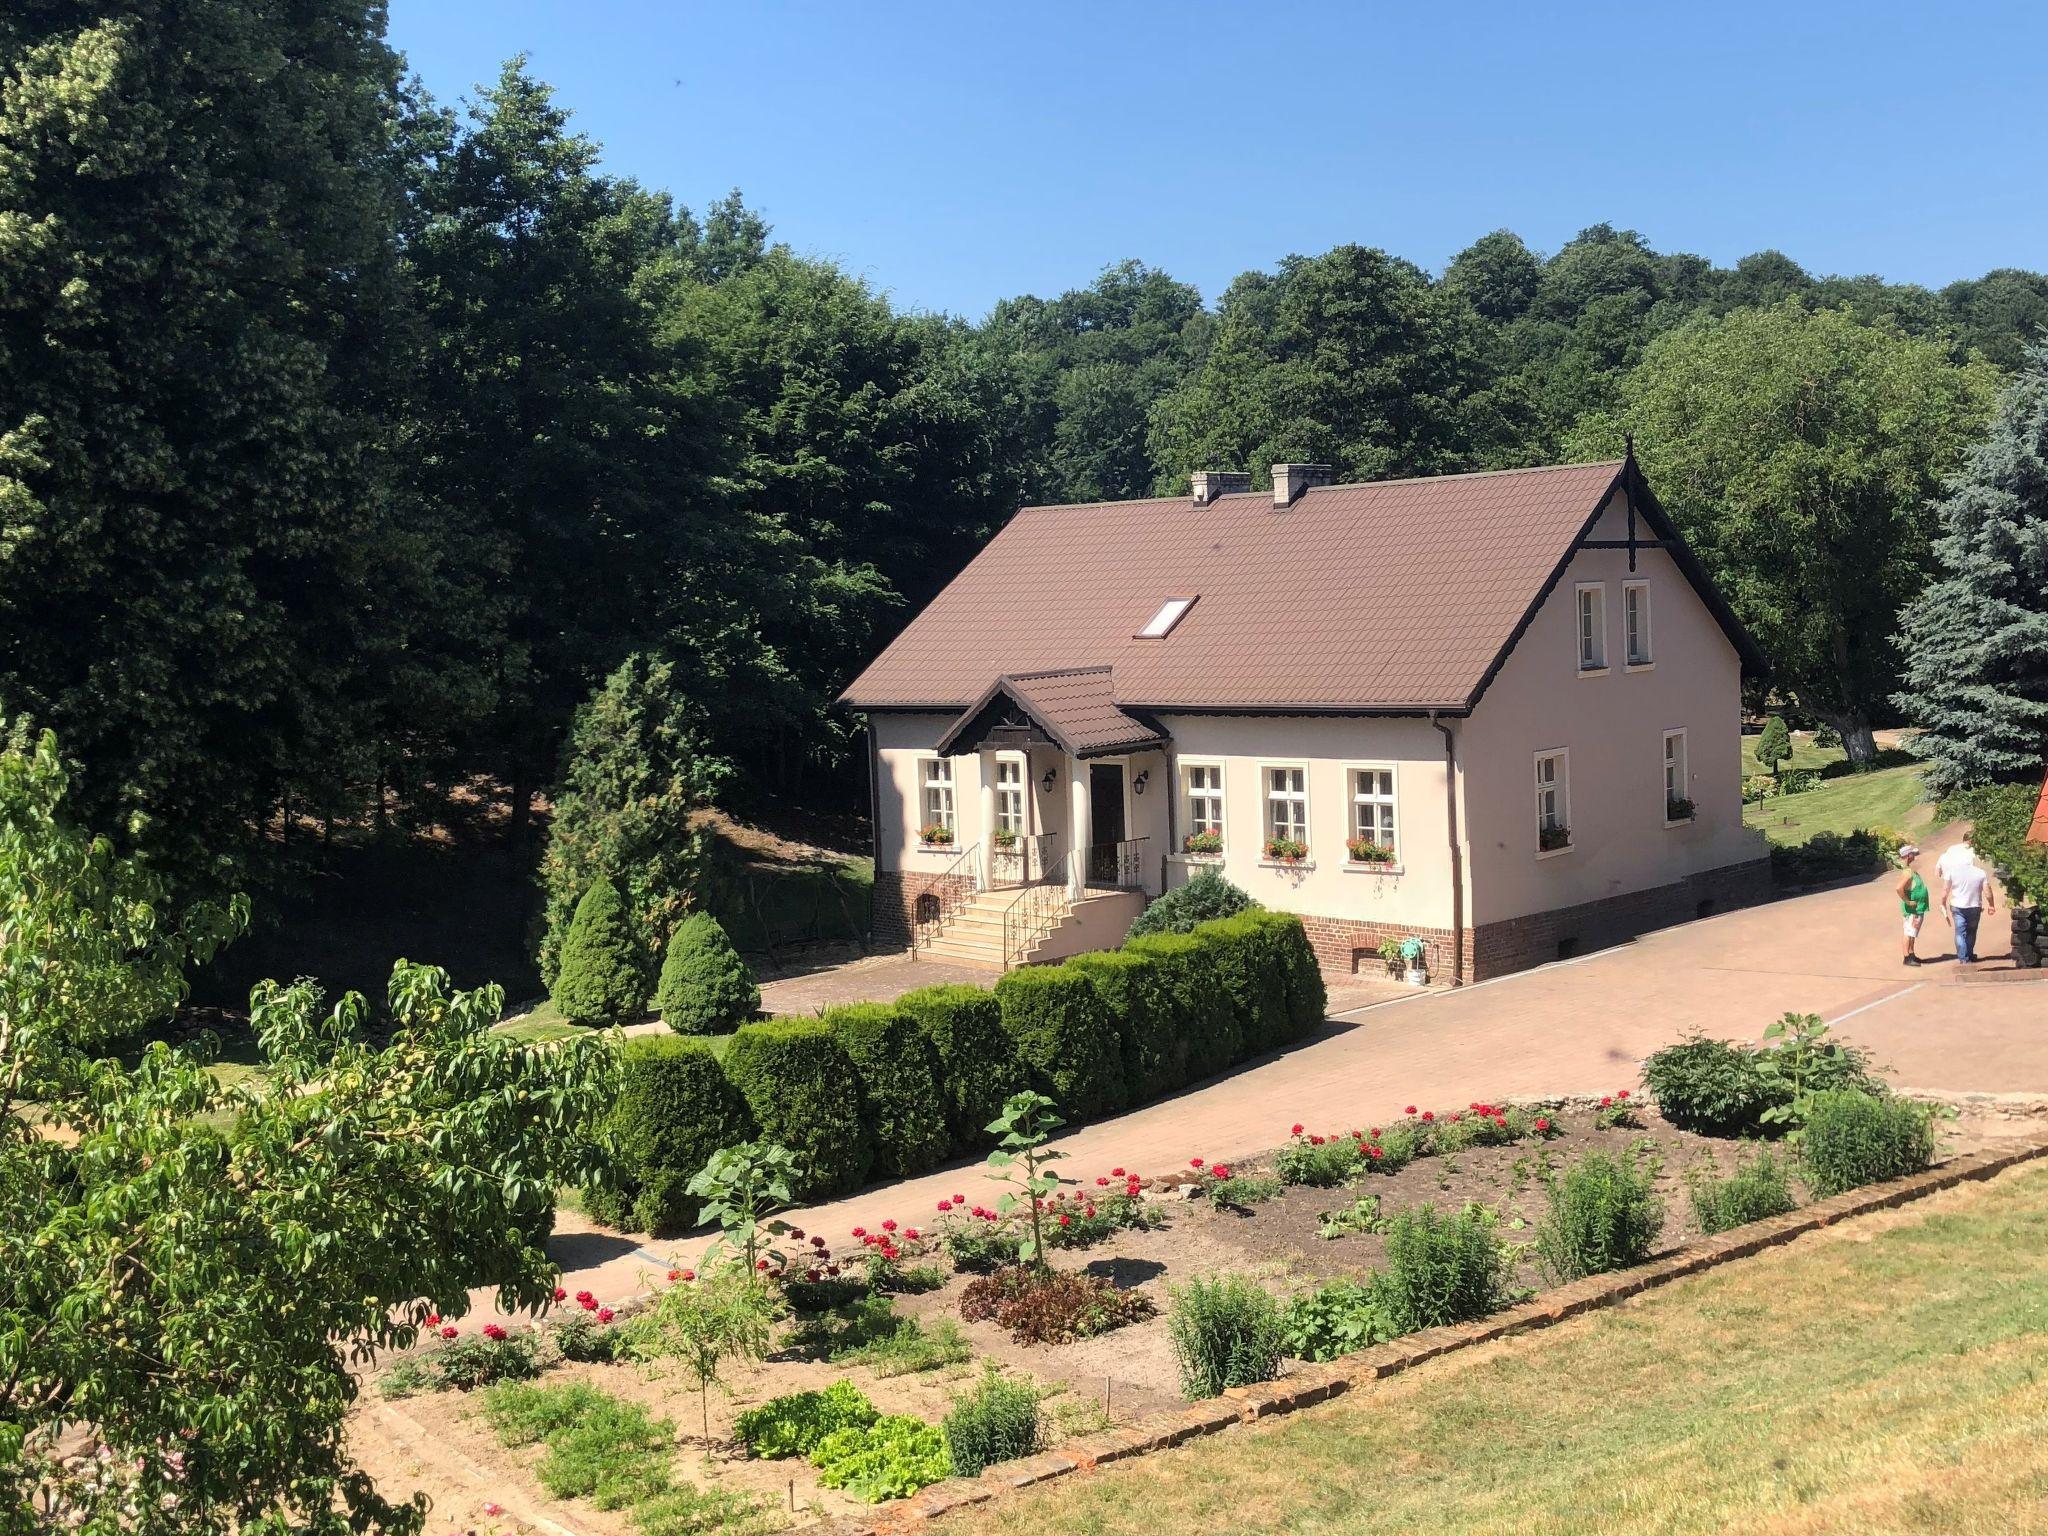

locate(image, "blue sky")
[[387, 0, 2046, 319]]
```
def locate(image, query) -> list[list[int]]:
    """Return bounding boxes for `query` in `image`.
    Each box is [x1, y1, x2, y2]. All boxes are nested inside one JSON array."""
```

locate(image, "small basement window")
[[1136, 596, 1196, 638]]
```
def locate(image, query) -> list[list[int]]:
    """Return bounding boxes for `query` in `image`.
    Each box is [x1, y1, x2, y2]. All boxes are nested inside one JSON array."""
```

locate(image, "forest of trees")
[[3, 2, 2046, 931]]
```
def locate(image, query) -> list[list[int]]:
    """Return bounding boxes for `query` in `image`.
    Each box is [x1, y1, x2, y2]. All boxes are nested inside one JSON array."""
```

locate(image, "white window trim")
[[1662, 728, 1693, 826], [1575, 582, 1609, 676], [1623, 579, 1654, 671], [1258, 760, 1311, 864], [914, 754, 957, 851], [1176, 757, 1227, 860], [1534, 747, 1572, 859], [1341, 762, 1402, 873], [993, 752, 1028, 838]]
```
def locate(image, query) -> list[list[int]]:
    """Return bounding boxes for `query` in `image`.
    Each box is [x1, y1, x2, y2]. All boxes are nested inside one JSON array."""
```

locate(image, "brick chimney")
[[1191, 470, 1252, 506], [1271, 463, 1334, 506]]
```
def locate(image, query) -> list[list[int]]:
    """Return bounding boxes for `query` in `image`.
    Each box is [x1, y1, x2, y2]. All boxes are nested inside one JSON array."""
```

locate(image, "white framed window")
[[1137, 595, 1197, 638], [1624, 580, 1652, 667], [1535, 748, 1570, 852], [1181, 761, 1224, 846], [918, 756, 955, 832], [1263, 764, 1308, 847], [1576, 583, 1607, 672], [1663, 729, 1690, 820], [994, 757, 1024, 835], [1347, 766, 1398, 860]]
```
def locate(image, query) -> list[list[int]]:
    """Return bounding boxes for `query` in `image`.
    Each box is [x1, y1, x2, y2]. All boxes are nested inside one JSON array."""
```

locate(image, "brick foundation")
[[871, 868, 976, 949]]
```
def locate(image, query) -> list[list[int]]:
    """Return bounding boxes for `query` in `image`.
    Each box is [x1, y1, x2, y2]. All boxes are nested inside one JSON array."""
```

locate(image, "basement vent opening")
[[1137, 596, 1196, 638]]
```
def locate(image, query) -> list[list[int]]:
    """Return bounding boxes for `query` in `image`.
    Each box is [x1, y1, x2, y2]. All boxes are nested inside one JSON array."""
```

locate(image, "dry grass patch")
[[954, 1165, 2048, 1536]]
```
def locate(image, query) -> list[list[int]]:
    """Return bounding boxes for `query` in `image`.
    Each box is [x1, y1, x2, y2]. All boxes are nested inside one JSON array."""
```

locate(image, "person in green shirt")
[[1896, 844, 1929, 966]]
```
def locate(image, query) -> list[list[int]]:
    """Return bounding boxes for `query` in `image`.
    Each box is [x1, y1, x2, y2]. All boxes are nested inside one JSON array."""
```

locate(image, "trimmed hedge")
[[993, 964, 1125, 1120], [1122, 929, 1241, 1080], [1065, 949, 1185, 1104], [722, 1020, 874, 1199], [1241, 909, 1327, 1044], [824, 1003, 952, 1177], [1192, 915, 1290, 1057], [583, 1035, 756, 1234], [896, 984, 1028, 1149], [655, 912, 759, 1034]]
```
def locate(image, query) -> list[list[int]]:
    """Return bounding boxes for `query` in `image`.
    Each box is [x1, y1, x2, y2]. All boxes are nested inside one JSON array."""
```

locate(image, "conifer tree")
[[656, 912, 759, 1035], [551, 878, 650, 1026], [1895, 344, 2048, 794]]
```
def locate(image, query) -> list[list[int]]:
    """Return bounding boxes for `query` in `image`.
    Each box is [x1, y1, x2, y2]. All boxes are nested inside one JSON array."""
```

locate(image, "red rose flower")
[[806, 1268, 820, 1282], [579, 1296, 598, 1312], [439, 1326, 458, 1340], [1404, 1105, 1417, 1115], [1601, 1095, 1614, 1107], [1535, 1118, 1551, 1131], [1111, 1167, 1125, 1177], [1096, 1176, 1110, 1187], [851, 1226, 866, 1238], [1190, 1156, 1204, 1168], [1367, 1144, 1384, 1160], [1211, 1165, 1230, 1179], [424, 1312, 440, 1326], [1084, 1206, 1096, 1218], [789, 1227, 804, 1239], [667, 1268, 681, 1281], [811, 1235, 827, 1248], [679, 1269, 696, 1282], [1369, 1128, 1381, 1138], [905, 1228, 921, 1240], [1421, 1111, 1435, 1122], [483, 1324, 507, 1341], [553, 1286, 567, 1302], [597, 1307, 614, 1323], [881, 1219, 898, 1232], [1311, 1134, 1325, 1145], [951, 1194, 964, 1204], [574, 1290, 594, 1306], [1617, 1088, 1631, 1100], [1291, 1123, 1304, 1136], [937, 1199, 952, 1211]]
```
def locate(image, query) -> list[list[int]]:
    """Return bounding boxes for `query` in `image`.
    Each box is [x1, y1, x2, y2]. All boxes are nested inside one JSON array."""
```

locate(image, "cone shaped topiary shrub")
[[896, 985, 1028, 1152], [656, 912, 759, 1034], [993, 964, 1124, 1120], [551, 877, 650, 1026], [722, 1019, 873, 1199], [1121, 930, 1239, 1080], [825, 1003, 951, 1177], [1066, 949, 1185, 1104], [583, 1035, 757, 1233]]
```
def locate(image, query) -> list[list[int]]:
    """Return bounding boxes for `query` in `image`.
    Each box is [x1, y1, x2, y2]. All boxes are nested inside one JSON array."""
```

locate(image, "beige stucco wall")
[[1155, 713, 1465, 934], [1456, 493, 1767, 925]]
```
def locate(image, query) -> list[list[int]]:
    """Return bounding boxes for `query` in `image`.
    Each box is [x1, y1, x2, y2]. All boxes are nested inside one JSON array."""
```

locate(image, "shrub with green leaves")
[[1120, 929, 1240, 1079], [811, 1415, 951, 1504], [787, 1296, 972, 1377], [1191, 914, 1290, 1057], [1278, 1132, 1367, 1187], [1687, 1148, 1799, 1234], [722, 1019, 874, 1198], [551, 1311, 628, 1363], [1643, 1035, 1777, 1137], [1535, 1148, 1665, 1281], [1126, 867, 1257, 938], [735, 1380, 879, 1460], [994, 965, 1125, 1119], [655, 911, 758, 1034], [944, 1366, 1043, 1477], [1375, 1204, 1513, 1333], [1066, 948, 1186, 1104], [897, 983, 1029, 1150], [1167, 1274, 1287, 1399], [1240, 910, 1327, 1042], [581, 1034, 756, 1234], [551, 877, 651, 1026], [825, 1002, 952, 1176], [383, 1330, 542, 1396], [1801, 1089, 1937, 1196], [482, 1382, 674, 1509], [1280, 1279, 1398, 1362]]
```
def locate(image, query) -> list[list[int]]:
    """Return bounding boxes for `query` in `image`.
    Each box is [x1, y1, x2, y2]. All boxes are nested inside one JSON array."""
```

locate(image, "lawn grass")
[[1743, 762, 1929, 845], [958, 1165, 2048, 1536], [1739, 729, 1848, 778]]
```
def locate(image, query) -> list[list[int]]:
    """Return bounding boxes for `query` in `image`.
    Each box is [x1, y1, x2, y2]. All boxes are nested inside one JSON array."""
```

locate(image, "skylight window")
[[1137, 596, 1196, 638]]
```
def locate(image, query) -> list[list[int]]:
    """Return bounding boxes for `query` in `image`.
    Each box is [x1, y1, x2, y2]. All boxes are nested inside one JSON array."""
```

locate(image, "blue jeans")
[[1954, 905, 1983, 962]]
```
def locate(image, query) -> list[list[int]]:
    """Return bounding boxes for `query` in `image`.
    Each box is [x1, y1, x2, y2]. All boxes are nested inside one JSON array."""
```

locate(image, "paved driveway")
[[509, 825, 2044, 1317]]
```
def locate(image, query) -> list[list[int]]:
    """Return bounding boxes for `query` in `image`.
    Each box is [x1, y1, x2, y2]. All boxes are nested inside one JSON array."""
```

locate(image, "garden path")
[[490, 821, 2047, 1323]]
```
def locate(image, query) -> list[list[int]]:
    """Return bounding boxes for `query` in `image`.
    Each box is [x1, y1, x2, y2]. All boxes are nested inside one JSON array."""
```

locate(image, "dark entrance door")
[[1087, 763, 1126, 885]]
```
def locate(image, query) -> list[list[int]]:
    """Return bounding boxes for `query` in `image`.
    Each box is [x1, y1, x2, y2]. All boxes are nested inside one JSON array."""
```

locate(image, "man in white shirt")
[[1940, 843, 1996, 964]]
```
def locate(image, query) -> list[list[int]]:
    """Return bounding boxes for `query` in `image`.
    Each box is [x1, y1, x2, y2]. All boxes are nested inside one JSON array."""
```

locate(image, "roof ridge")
[[1005, 665, 1114, 682], [1013, 458, 1624, 517]]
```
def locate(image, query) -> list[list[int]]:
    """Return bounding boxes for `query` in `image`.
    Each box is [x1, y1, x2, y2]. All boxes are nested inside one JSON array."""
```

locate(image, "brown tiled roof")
[[841, 459, 1747, 713], [935, 668, 1168, 759]]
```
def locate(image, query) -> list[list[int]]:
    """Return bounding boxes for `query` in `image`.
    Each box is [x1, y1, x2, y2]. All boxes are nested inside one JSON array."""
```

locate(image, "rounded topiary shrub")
[[1121, 930, 1239, 1080], [656, 912, 759, 1034], [584, 1035, 757, 1234], [896, 984, 1027, 1150], [1125, 868, 1257, 940], [1240, 911, 1327, 1044], [721, 1019, 873, 1199], [1065, 949, 1184, 1105], [824, 1002, 951, 1177], [551, 877, 651, 1027], [1191, 914, 1289, 1059], [993, 964, 1125, 1121]]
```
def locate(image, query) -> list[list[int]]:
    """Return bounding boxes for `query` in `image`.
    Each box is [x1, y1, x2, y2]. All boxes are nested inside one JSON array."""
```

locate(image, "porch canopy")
[[934, 666, 1167, 760]]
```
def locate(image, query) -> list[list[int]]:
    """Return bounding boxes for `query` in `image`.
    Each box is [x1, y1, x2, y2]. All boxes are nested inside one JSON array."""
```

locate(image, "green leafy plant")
[[958, 1266, 1156, 1344], [1755, 1013, 1883, 1139], [1181, 829, 1224, 855], [1167, 1274, 1287, 1399], [1125, 866, 1257, 939], [552, 1311, 628, 1363], [628, 1265, 778, 1444], [734, 1380, 879, 1460], [655, 911, 759, 1034], [551, 876, 652, 1026], [1199, 1166, 1282, 1208], [1278, 1130, 1368, 1187], [1316, 1193, 1388, 1240], [1687, 1148, 1800, 1233], [686, 1139, 798, 1271], [430, 1330, 544, 1391], [1666, 795, 1695, 822], [1261, 836, 1309, 863], [1800, 1090, 1937, 1197], [918, 823, 955, 846], [787, 1295, 971, 1377], [983, 1090, 1068, 1268], [1643, 1035, 1776, 1136], [811, 1415, 951, 1503], [944, 1366, 1043, 1476], [1535, 1147, 1666, 1281], [1346, 837, 1395, 864], [1280, 1279, 1398, 1361], [483, 1383, 713, 1515], [1754, 715, 1793, 777], [1375, 1204, 1514, 1333]]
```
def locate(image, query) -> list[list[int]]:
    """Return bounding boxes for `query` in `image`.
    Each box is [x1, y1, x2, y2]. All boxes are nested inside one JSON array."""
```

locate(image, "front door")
[[1088, 762, 1126, 885]]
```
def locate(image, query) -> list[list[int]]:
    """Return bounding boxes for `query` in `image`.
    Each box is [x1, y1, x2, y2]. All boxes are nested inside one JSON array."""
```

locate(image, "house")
[[838, 453, 1773, 980]]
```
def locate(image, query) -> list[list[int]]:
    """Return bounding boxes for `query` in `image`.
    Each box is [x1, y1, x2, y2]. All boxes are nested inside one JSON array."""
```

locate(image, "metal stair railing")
[[1001, 848, 1077, 969], [913, 840, 981, 954]]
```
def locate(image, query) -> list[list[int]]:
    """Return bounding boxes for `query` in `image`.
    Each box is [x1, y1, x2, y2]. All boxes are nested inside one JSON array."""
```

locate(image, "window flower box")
[[1665, 796, 1694, 824], [918, 824, 955, 847], [1537, 824, 1571, 854], [1262, 836, 1309, 865], [1182, 830, 1224, 856], [1346, 838, 1396, 865], [991, 827, 1018, 850]]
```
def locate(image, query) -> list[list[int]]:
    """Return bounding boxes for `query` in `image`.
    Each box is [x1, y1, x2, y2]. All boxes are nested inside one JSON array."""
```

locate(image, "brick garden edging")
[[787, 1133, 2048, 1536]]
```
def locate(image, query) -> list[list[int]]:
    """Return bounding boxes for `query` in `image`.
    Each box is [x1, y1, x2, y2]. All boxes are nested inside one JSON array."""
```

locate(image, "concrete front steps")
[[919, 886, 1145, 970]]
